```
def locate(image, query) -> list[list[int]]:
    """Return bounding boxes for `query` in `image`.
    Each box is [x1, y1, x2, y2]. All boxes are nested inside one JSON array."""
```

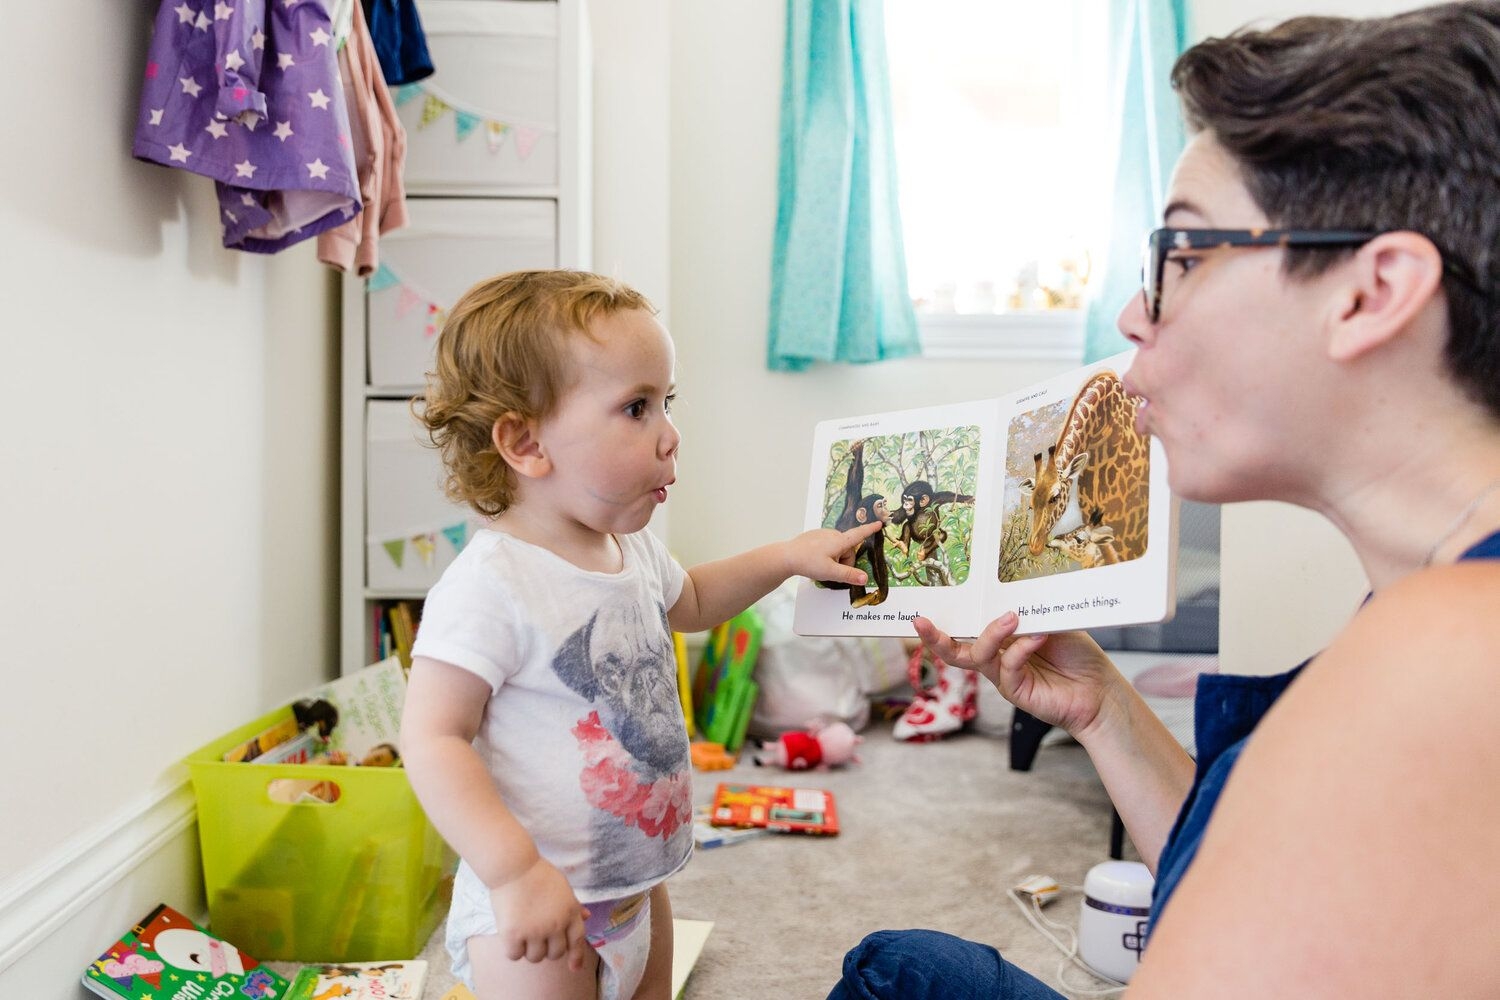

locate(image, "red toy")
[[752, 720, 862, 770]]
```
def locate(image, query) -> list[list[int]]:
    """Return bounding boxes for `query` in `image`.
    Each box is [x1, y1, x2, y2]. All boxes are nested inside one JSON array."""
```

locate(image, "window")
[[886, 1, 1111, 358]]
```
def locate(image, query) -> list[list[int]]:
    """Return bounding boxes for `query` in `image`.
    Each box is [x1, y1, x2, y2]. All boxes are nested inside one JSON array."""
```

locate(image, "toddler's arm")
[[402, 656, 590, 968], [667, 521, 882, 633]]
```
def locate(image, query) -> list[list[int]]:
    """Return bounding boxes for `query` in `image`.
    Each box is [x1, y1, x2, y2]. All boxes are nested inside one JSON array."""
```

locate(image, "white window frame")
[[918, 310, 1085, 362]]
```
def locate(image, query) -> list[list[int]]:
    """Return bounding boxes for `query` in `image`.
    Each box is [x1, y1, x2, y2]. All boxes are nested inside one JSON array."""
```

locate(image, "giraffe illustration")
[[1047, 519, 1122, 568], [1017, 370, 1151, 561]]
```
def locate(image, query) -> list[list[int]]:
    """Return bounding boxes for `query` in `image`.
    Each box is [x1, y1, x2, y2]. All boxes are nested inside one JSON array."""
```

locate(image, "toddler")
[[401, 270, 879, 1000]]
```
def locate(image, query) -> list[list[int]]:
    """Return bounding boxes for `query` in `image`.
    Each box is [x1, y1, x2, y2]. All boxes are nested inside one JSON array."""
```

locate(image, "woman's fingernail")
[[999, 611, 1017, 625]]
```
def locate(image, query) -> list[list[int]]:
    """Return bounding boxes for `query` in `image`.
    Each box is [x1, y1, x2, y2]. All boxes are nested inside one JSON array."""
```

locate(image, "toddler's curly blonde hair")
[[416, 269, 654, 517]]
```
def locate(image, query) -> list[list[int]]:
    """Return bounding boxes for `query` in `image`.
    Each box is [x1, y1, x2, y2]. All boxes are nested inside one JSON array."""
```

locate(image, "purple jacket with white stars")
[[133, 0, 361, 253]]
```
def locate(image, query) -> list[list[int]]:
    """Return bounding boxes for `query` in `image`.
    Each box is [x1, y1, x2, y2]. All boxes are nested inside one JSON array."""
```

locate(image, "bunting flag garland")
[[441, 522, 469, 552], [368, 262, 448, 336], [375, 519, 474, 570], [394, 82, 550, 157]]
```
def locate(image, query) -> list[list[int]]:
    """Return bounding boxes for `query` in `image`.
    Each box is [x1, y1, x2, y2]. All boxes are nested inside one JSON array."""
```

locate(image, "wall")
[[0, 4, 338, 994]]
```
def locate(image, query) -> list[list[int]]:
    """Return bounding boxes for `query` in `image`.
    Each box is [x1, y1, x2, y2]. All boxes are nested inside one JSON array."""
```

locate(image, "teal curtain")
[[767, 0, 920, 371], [1083, 0, 1191, 363]]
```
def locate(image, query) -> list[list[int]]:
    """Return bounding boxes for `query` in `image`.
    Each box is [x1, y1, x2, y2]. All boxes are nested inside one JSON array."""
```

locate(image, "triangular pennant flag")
[[383, 539, 405, 568], [514, 127, 543, 159], [419, 94, 449, 129], [454, 111, 482, 142], [395, 285, 423, 318], [394, 83, 423, 107], [411, 533, 437, 567], [442, 522, 468, 552], [485, 120, 508, 153], [367, 262, 399, 292], [424, 307, 448, 337]]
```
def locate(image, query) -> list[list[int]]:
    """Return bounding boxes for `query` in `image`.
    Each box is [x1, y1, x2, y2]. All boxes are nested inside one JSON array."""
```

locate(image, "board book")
[[710, 783, 839, 835], [794, 350, 1177, 639], [82, 902, 290, 1000]]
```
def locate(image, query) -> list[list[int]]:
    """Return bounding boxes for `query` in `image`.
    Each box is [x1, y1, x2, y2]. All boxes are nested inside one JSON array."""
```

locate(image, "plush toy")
[[753, 720, 862, 770]]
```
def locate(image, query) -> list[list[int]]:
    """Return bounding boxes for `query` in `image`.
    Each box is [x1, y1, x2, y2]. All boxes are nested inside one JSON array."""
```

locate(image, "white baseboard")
[[0, 778, 200, 990]]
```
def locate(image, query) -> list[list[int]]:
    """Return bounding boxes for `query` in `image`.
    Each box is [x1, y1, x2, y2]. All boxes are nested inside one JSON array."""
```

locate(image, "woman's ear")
[[1326, 231, 1445, 362], [492, 413, 550, 479]]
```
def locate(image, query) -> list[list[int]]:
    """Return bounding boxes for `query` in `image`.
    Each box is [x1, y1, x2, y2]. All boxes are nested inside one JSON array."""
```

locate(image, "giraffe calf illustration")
[[1047, 518, 1121, 568]]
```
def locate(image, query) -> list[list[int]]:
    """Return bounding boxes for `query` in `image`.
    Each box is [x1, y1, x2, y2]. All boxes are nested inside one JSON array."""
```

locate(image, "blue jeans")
[[827, 929, 1065, 1000]]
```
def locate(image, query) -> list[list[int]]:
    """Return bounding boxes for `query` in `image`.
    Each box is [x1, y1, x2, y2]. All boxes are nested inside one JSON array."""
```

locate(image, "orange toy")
[[690, 741, 737, 771]]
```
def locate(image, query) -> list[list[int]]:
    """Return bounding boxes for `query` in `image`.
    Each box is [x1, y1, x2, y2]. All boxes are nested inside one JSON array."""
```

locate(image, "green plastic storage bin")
[[185, 708, 456, 962]]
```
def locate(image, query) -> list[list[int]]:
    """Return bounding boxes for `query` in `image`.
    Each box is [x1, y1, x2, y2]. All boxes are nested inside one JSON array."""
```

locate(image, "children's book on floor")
[[692, 804, 770, 848], [710, 783, 839, 835], [794, 349, 1178, 639], [285, 959, 427, 1000], [82, 902, 290, 1000]]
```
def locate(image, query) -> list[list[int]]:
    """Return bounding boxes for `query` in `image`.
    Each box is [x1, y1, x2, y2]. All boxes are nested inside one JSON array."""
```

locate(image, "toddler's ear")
[[492, 413, 549, 478]]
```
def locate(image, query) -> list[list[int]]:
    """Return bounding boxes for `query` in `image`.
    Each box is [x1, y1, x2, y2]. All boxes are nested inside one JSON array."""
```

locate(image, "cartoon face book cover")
[[83, 903, 289, 1000]]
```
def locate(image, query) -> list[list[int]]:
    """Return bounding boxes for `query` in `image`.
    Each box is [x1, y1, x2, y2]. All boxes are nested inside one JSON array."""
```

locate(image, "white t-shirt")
[[411, 527, 691, 903]]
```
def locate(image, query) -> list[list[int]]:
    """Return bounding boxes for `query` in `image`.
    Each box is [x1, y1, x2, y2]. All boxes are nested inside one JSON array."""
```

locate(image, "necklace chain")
[[1423, 476, 1500, 567]]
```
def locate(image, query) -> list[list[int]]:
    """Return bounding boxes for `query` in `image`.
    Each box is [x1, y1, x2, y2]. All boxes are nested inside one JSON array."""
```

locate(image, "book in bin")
[[82, 902, 290, 1000], [794, 350, 1177, 639], [286, 959, 427, 1000]]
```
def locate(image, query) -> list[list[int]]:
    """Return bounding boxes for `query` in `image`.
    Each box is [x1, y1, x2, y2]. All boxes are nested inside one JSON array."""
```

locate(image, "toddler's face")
[[533, 308, 680, 536]]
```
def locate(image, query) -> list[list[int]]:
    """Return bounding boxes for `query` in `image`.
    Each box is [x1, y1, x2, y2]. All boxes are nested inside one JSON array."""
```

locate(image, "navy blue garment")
[[826, 529, 1500, 999], [362, 0, 434, 86], [828, 930, 1064, 1000]]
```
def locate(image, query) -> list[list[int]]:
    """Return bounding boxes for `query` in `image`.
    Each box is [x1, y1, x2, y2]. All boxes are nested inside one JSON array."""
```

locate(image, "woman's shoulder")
[[1322, 560, 1500, 693], [1131, 562, 1500, 995]]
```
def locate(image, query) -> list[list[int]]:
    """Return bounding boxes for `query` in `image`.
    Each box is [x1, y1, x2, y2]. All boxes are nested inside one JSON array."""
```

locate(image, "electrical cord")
[[1007, 880, 1128, 998]]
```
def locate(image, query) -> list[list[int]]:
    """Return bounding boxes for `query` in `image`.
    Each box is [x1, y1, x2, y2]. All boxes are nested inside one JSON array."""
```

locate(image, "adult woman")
[[830, 4, 1500, 997]]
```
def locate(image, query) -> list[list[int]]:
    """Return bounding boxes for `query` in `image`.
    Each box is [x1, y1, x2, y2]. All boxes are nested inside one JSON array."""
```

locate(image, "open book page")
[[991, 352, 1177, 635], [793, 350, 1175, 639], [792, 398, 1004, 637]]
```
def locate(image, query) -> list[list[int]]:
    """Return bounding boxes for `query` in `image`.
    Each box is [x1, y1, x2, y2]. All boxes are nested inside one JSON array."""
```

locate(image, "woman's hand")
[[489, 856, 591, 971], [913, 611, 1123, 739]]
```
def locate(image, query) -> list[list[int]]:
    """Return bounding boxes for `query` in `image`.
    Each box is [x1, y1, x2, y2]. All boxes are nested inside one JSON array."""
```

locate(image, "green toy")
[[692, 608, 763, 752]]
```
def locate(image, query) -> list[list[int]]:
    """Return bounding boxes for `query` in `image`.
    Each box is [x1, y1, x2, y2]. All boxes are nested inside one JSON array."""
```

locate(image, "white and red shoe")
[[892, 647, 978, 742]]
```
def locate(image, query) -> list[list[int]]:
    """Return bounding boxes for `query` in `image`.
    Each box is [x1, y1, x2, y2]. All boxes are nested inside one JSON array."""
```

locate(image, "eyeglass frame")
[[1140, 227, 1382, 324]]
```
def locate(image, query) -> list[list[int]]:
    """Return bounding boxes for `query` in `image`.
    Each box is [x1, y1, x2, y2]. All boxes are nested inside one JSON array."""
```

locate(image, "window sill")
[[918, 310, 1084, 362]]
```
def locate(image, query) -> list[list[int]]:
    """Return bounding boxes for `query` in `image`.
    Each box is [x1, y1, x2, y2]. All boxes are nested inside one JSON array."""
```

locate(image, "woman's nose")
[[1116, 290, 1154, 347]]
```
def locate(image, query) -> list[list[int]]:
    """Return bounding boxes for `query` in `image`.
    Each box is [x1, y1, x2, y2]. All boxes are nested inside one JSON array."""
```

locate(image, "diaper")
[[445, 865, 654, 1000], [584, 890, 653, 1000]]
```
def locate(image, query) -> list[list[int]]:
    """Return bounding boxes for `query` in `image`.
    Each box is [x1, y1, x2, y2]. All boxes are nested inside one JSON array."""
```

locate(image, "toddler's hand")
[[783, 521, 885, 585], [489, 857, 590, 971]]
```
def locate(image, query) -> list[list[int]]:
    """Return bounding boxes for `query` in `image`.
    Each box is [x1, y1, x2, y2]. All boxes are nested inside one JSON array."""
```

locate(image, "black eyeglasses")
[[1140, 227, 1378, 323]]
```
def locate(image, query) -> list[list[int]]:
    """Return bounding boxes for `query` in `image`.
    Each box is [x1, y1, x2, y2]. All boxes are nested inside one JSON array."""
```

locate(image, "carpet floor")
[[285, 719, 1131, 999]]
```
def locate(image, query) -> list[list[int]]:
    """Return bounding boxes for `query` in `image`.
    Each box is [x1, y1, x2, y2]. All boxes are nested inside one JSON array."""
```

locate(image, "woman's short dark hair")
[[1171, 2, 1500, 417]]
